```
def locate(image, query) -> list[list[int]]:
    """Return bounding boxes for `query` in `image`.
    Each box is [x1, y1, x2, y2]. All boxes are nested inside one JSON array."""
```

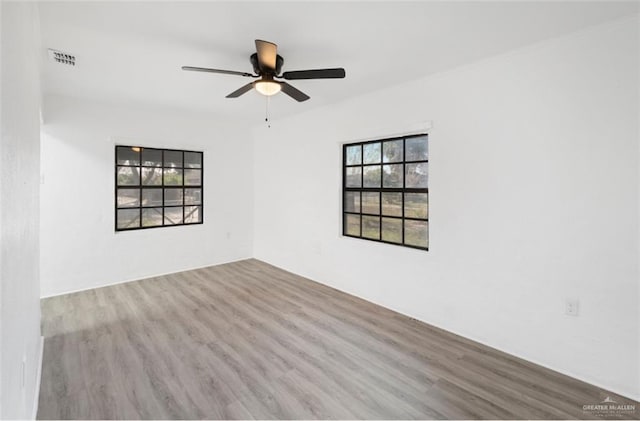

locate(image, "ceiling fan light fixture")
[[255, 80, 281, 96]]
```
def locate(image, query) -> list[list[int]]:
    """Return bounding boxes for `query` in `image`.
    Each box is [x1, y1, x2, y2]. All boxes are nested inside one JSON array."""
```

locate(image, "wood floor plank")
[[38, 259, 639, 420], [187, 266, 437, 418]]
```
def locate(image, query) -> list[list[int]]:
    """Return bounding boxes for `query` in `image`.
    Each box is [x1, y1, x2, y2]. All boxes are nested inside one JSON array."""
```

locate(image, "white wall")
[[40, 95, 253, 297], [253, 17, 640, 400], [0, 2, 43, 418]]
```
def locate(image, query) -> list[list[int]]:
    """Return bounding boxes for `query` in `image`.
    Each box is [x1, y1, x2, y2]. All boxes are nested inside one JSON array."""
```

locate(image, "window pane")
[[346, 167, 361, 187], [363, 142, 381, 164], [141, 167, 162, 185], [164, 207, 184, 225], [342, 136, 428, 250], [363, 165, 381, 188], [164, 188, 183, 206], [142, 207, 163, 227], [405, 136, 428, 161], [117, 208, 140, 229], [346, 145, 361, 166], [362, 192, 380, 215], [405, 220, 428, 248], [116, 146, 203, 232], [141, 149, 162, 167], [117, 166, 140, 186], [362, 216, 380, 239], [163, 168, 183, 185], [141, 188, 162, 207], [405, 163, 428, 188], [117, 188, 139, 208], [382, 217, 402, 243], [405, 193, 428, 219], [184, 152, 202, 169], [383, 164, 403, 188], [344, 214, 360, 236], [184, 188, 202, 205], [164, 151, 183, 168], [185, 206, 202, 223], [344, 191, 360, 213], [382, 192, 402, 216], [383, 140, 403, 163], [184, 169, 201, 186], [116, 146, 140, 165]]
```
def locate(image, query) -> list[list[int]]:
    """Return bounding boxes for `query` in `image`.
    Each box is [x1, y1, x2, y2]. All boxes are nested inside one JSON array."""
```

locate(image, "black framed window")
[[343, 134, 428, 250], [115, 146, 203, 231]]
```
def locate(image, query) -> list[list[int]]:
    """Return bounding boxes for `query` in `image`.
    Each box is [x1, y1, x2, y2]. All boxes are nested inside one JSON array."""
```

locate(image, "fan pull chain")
[[265, 95, 271, 128]]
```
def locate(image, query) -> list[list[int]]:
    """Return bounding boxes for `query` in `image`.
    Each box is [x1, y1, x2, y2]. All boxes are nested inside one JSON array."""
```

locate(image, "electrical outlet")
[[565, 299, 580, 316]]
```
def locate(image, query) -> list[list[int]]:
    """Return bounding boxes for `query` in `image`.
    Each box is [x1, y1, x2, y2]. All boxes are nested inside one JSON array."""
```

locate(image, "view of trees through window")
[[343, 134, 428, 250], [115, 146, 203, 231]]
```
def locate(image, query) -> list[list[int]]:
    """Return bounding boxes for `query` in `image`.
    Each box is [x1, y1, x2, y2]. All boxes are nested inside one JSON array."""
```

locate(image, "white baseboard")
[[257, 258, 640, 403], [40, 256, 252, 299], [31, 336, 44, 420]]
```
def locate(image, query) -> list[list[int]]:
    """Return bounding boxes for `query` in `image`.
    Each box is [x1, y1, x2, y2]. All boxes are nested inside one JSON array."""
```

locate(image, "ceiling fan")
[[182, 39, 346, 102]]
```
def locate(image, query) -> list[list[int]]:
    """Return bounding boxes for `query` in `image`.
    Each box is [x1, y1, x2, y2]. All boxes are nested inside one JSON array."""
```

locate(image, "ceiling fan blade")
[[282, 68, 346, 80], [255, 40, 277, 73], [226, 82, 255, 98], [182, 66, 255, 77], [280, 82, 310, 102]]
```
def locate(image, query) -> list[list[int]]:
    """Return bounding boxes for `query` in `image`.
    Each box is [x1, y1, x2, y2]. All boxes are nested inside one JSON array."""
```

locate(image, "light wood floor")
[[38, 259, 638, 420]]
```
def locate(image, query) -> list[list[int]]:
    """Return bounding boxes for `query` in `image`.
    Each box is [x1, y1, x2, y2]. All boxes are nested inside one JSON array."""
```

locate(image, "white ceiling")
[[38, 1, 638, 123]]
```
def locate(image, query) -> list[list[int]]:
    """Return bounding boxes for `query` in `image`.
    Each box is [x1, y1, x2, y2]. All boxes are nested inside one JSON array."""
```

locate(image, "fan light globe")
[[255, 80, 281, 96]]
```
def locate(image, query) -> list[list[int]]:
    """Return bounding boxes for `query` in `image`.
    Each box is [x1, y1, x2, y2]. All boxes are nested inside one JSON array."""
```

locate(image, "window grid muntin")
[[343, 134, 428, 250], [115, 146, 203, 231]]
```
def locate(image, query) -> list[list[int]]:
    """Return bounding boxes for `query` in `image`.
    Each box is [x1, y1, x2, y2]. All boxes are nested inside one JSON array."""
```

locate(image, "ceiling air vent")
[[48, 49, 75, 66]]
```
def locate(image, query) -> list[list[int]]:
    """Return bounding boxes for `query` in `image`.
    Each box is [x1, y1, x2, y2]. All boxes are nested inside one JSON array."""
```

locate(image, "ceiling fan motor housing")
[[250, 53, 284, 76]]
